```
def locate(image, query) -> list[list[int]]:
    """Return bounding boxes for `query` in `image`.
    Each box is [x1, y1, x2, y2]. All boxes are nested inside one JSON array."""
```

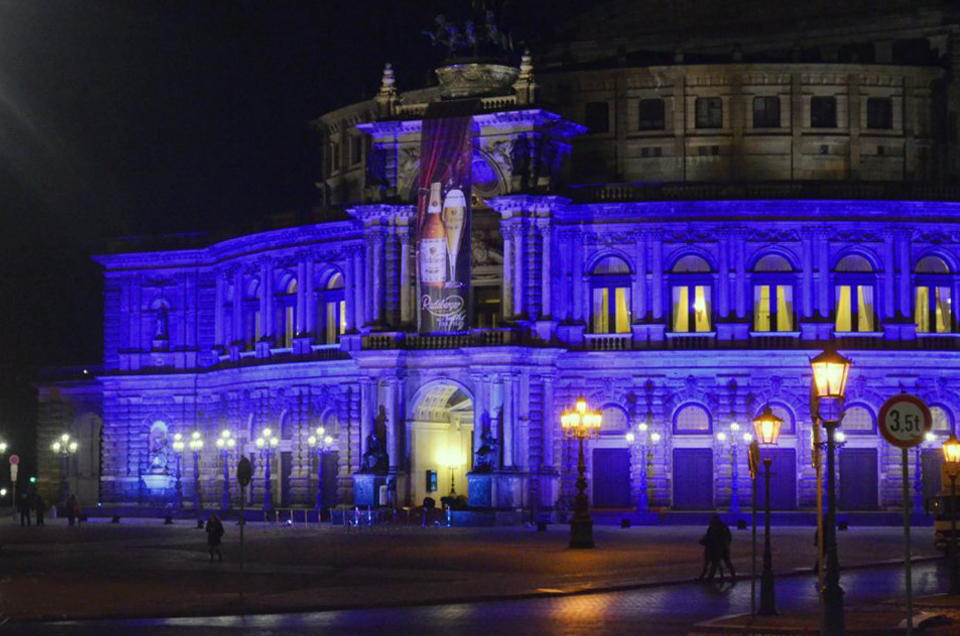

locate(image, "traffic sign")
[[9, 455, 18, 465], [878, 394, 932, 449], [236, 456, 252, 488]]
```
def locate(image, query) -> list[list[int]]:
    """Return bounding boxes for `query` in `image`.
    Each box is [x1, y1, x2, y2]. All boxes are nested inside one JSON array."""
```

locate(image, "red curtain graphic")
[[415, 100, 476, 332]]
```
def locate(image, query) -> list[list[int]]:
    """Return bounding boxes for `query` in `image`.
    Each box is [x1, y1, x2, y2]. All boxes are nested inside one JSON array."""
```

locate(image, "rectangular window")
[[916, 286, 953, 333], [695, 97, 723, 129], [753, 96, 781, 128], [672, 286, 689, 332], [835, 286, 852, 332], [473, 285, 501, 328], [615, 287, 630, 333], [673, 285, 711, 332], [593, 288, 610, 334], [857, 286, 874, 332], [754, 285, 794, 332], [754, 285, 772, 332], [285, 306, 294, 347], [339, 300, 347, 336], [866, 97, 893, 130], [325, 301, 337, 344], [776, 285, 794, 331], [585, 101, 610, 134], [332, 142, 341, 171], [349, 136, 363, 164], [592, 286, 630, 334], [811, 96, 837, 128], [916, 286, 930, 333], [638, 98, 666, 131]]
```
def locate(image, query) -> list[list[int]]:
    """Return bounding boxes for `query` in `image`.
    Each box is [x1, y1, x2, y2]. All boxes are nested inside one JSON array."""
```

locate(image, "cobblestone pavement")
[[17, 561, 956, 636], [0, 516, 944, 621]]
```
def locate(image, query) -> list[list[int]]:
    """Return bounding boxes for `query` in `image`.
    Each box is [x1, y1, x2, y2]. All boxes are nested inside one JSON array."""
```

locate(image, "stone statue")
[[361, 432, 389, 474], [473, 428, 499, 473], [154, 305, 169, 340], [148, 428, 169, 474]]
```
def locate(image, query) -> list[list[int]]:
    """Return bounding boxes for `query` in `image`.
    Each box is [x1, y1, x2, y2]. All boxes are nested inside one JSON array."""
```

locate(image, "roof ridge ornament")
[[376, 62, 400, 117]]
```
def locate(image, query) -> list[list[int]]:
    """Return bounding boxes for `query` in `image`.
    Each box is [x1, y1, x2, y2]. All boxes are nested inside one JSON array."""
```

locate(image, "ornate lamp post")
[[51, 433, 79, 508], [172, 433, 185, 508], [753, 405, 784, 616], [626, 422, 651, 512], [942, 433, 960, 595], [561, 397, 602, 549], [811, 349, 852, 636], [914, 431, 937, 515], [255, 428, 279, 511], [215, 430, 236, 510], [307, 427, 334, 514], [716, 422, 743, 514], [189, 432, 204, 512]]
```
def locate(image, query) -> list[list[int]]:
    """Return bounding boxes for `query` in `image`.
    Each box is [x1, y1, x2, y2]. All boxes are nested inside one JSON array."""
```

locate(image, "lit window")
[[590, 256, 631, 334], [834, 255, 876, 332], [674, 404, 711, 434], [670, 255, 712, 333], [320, 272, 346, 344], [753, 285, 794, 331], [915, 286, 952, 333], [282, 278, 297, 348]]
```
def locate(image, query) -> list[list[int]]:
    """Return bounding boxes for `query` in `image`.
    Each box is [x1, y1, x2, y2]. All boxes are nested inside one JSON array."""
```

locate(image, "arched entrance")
[[408, 382, 474, 506]]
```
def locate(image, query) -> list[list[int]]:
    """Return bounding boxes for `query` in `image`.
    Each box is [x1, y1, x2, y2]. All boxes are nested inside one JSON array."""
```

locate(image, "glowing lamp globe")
[[943, 433, 960, 466], [835, 431, 846, 444], [753, 405, 783, 446], [68, 442, 78, 453], [811, 350, 852, 400], [625, 432, 635, 443], [925, 431, 936, 443], [717, 432, 727, 442], [324, 435, 333, 445], [651, 432, 662, 443], [638, 422, 648, 433]]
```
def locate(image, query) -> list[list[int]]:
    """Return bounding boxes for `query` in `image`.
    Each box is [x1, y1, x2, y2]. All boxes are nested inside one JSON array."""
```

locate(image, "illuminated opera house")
[[36, 1, 960, 520]]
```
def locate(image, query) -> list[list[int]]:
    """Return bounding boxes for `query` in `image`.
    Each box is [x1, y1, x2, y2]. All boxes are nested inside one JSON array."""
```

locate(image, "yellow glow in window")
[[694, 286, 711, 332], [916, 287, 930, 333], [937, 287, 951, 333], [776, 285, 793, 331], [615, 287, 630, 333], [339, 300, 347, 336], [835, 286, 852, 332], [673, 286, 689, 332], [754, 285, 771, 332], [593, 288, 610, 334], [857, 286, 874, 332]]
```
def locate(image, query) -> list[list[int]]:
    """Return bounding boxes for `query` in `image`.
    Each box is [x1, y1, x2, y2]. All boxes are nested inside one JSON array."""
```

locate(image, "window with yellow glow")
[[282, 278, 297, 347], [835, 285, 875, 332], [590, 256, 632, 334], [672, 285, 712, 332], [915, 286, 952, 333], [320, 271, 346, 344], [753, 285, 794, 332]]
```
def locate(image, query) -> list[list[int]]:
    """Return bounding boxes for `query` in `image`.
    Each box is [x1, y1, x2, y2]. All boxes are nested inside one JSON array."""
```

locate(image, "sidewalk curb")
[[25, 555, 945, 624]]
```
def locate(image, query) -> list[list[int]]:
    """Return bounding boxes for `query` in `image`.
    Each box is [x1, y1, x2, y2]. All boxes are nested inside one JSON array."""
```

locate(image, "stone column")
[[734, 232, 746, 319], [233, 269, 245, 344], [514, 222, 525, 318], [883, 231, 896, 320], [364, 236, 374, 325], [802, 232, 813, 318], [632, 232, 644, 320], [492, 375, 509, 468], [718, 230, 730, 318], [353, 246, 366, 329], [540, 221, 552, 319], [295, 259, 307, 334], [652, 231, 663, 320], [399, 228, 412, 326], [373, 231, 385, 325], [214, 272, 225, 347], [573, 230, 584, 321], [359, 378, 373, 456], [898, 231, 912, 320], [502, 225, 514, 318], [259, 260, 273, 341], [542, 376, 555, 469], [471, 373, 487, 465], [385, 377, 400, 472], [817, 229, 830, 318], [304, 258, 316, 336]]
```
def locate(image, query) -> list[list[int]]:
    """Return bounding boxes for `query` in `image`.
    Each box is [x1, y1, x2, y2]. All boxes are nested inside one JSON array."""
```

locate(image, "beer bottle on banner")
[[420, 182, 447, 288]]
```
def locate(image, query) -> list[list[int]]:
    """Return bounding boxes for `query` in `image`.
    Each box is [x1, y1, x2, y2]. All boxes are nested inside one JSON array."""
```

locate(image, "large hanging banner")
[[416, 100, 476, 332]]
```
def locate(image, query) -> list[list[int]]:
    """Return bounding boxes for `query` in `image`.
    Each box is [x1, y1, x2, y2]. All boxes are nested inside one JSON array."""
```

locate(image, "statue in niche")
[[473, 419, 499, 473], [361, 432, 389, 473], [148, 425, 169, 474], [153, 305, 169, 340]]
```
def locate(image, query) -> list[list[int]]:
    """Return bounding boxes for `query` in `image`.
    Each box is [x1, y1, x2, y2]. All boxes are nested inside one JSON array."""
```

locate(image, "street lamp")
[[753, 405, 783, 616], [561, 397, 602, 549], [914, 432, 937, 515], [51, 433, 79, 508], [811, 349, 852, 636], [215, 430, 236, 510], [189, 432, 204, 512], [943, 433, 960, 595], [172, 433, 186, 508], [307, 427, 334, 514], [716, 422, 743, 514], [255, 428, 279, 511], [626, 422, 653, 512]]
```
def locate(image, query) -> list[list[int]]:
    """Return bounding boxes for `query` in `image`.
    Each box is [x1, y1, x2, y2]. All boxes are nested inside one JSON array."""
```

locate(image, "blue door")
[[755, 448, 797, 510], [673, 448, 714, 510], [839, 448, 878, 511], [593, 448, 632, 508]]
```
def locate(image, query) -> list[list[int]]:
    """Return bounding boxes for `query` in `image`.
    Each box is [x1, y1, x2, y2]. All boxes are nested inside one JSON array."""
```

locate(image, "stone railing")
[[584, 333, 632, 351], [361, 327, 516, 351], [394, 94, 518, 119]]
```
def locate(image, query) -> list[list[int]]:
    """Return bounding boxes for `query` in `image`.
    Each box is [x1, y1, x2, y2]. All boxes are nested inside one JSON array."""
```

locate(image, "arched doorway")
[[408, 382, 474, 506]]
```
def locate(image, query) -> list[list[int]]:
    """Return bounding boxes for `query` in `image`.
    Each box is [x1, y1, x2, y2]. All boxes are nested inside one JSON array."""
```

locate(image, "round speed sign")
[[877, 394, 932, 448]]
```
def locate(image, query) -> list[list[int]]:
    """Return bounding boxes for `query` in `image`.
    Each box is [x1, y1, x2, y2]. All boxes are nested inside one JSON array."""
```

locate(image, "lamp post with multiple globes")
[[255, 428, 279, 511], [216, 430, 236, 510], [943, 433, 960, 595], [626, 422, 652, 512], [172, 433, 186, 508], [51, 433, 78, 508], [914, 431, 937, 515], [189, 432, 204, 512], [716, 422, 746, 514], [810, 349, 853, 636], [561, 397, 602, 549], [753, 405, 784, 616], [307, 427, 334, 514]]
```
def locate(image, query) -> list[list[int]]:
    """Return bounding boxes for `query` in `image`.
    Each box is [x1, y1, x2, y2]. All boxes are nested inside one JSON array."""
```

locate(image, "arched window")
[[755, 403, 795, 435], [834, 255, 877, 332], [914, 256, 953, 334], [278, 278, 297, 348], [601, 404, 629, 435], [841, 404, 875, 434], [590, 256, 632, 334], [670, 255, 712, 332], [931, 405, 954, 433], [320, 272, 346, 344], [674, 403, 712, 434], [752, 254, 795, 332]]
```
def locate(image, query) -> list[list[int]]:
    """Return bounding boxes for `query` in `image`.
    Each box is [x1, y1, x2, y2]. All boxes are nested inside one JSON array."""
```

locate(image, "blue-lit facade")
[[36, 2, 960, 516]]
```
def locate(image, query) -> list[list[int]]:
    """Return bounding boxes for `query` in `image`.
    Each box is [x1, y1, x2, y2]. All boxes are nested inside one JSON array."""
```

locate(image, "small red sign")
[[9, 455, 19, 465]]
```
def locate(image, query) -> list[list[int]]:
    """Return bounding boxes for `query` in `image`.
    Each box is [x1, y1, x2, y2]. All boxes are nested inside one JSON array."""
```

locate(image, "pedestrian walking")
[[66, 494, 78, 526], [18, 492, 32, 527], [205, 512, 224, 562], [697, 514, 736, 583], [34, 495, 46, 527]]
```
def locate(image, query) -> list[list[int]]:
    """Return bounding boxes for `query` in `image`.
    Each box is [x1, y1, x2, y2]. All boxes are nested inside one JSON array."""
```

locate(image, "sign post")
[[878, 393, 933, 636], [236, 455, 253, 606], [9, 455, 18, 519]]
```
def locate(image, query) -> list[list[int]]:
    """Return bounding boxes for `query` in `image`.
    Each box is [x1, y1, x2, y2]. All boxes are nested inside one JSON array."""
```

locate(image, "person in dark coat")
[[18, 492, 31, 527], [697, 515, 736, 583], [66, 494, 78, 526], [205, 512, 224, 562], [34, 495, 46, 527]]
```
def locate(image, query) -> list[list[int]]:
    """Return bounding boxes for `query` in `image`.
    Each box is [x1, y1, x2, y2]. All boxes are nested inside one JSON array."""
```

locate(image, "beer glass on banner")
[[420, 182, 447, 289], [441, 188, 466, 287]]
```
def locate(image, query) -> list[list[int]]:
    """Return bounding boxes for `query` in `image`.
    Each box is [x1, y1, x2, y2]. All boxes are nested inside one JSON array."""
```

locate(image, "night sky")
[[0, 1, 583, 472]]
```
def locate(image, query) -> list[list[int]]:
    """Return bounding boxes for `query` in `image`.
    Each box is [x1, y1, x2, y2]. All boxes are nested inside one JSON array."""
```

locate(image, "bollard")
[[537, 521, 548, 532], [620, 518, 631, 529]]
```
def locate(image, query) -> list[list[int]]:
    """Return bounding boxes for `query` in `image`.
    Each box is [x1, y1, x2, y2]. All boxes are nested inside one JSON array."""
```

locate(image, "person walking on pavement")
[[34, 495, 46, 527], [205, 512, 224, 563], [18, 492, 32, 527], [698, 515, 736, 584], [66, 494, 78, 526]]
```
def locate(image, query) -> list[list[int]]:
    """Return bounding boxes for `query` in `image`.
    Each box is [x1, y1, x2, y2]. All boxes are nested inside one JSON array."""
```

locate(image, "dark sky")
[[0, 0, 584, 470]]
